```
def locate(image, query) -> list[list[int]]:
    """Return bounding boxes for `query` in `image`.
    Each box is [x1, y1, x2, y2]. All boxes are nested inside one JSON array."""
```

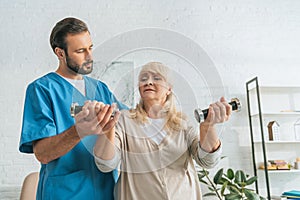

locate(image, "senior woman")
[[94, 62, 232, 200]]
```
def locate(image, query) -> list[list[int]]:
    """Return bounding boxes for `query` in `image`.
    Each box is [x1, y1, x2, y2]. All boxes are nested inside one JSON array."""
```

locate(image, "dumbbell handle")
[[70, 103, 83, 117], [194, 98, 241, 123], [70, 103, 118, 117]]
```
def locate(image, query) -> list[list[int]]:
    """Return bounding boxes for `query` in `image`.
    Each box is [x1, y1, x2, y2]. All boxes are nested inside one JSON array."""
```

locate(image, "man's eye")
[[76, 49, 84, 53]]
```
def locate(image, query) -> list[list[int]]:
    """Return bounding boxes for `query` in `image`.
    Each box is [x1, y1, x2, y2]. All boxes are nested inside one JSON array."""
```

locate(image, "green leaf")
[[224, 193, 242, 200], [213, 168, 224, 184], [198, 167, 263, 200], [234, 170, 246, 186], [200, 169, 209, 175], [227, 168, 234, 180], [198, 174, 205, 179], [199, 179, 208, 185], [220, 156, 227, 160], [244, 189, 260, 200], [228, 185, 241, 194], [208, 186, 215, 191], [221, 181, 228, 196], [246, 176, 257, 186], [218, 177, 228, 185], [240, 170, 247, 182], [197, 174, 206, 181], [203, 192, 217, 197], [197, 169, 209, 176]]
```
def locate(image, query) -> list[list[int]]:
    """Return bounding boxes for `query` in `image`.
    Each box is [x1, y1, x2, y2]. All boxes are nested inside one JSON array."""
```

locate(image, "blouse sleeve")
[[186, 124, 222, 169], [94, 150, 121, 173], [94, 115, 125, 172]]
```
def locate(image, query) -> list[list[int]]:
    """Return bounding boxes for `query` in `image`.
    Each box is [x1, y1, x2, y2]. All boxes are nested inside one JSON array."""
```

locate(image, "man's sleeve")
[[19, 82, 57, 153]]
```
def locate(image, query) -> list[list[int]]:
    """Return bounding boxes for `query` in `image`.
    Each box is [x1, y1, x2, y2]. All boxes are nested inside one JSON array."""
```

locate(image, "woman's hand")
[[201, 97, 232, 126], [199, 97, 232, 153]]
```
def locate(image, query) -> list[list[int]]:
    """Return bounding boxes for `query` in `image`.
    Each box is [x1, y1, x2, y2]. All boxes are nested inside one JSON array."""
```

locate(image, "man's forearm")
[[33, 126, 81, 164]]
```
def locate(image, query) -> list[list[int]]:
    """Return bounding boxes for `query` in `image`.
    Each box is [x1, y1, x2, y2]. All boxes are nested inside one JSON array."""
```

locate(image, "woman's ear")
[[166, 89, 171, 95]]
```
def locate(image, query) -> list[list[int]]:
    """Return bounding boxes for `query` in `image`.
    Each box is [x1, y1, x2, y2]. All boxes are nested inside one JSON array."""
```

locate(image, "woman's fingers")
[[205, 97, 232, 124]]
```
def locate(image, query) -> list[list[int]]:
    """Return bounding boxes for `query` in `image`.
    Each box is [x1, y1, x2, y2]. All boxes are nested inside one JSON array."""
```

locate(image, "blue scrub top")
[[19, 72, 127, 200]]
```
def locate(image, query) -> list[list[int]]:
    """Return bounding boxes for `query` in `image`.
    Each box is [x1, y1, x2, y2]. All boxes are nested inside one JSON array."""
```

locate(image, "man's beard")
[[66, 55, 93, 75]]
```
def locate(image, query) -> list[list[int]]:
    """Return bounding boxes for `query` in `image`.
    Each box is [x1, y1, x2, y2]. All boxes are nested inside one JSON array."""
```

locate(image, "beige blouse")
[[95, 110, 222, 200]]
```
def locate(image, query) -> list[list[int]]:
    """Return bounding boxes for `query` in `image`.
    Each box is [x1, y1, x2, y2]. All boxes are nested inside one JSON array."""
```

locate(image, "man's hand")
[[96, 103, 120, 135], [74, 101, 120, 138]]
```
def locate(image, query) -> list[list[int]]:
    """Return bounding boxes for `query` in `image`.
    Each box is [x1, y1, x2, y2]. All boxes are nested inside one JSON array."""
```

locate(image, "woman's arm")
[[94, 128, 116, 160], [94, 108, 121, 172], [199, 97, 231, 152], [189, 97, 231, 168], [94, 129, 121, 172]]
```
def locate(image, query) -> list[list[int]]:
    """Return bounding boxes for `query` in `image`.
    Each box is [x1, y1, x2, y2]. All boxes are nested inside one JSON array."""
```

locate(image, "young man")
[[19, 17, 125, 200]]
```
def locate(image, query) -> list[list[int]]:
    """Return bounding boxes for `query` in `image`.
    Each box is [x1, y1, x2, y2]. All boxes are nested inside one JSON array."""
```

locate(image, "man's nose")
[[85, 49, 93, 60]]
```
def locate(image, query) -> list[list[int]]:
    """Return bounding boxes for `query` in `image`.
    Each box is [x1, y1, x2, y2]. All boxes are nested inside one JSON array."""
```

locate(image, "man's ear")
[[54, 47, 65, 59]]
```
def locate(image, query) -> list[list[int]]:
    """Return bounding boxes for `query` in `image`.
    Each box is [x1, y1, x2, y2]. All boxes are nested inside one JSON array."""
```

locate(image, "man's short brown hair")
[[50, 17, 89, 53]]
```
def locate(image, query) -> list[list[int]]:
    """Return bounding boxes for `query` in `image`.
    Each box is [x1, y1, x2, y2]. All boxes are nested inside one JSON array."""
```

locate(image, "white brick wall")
[[1, 0, 300, 197]]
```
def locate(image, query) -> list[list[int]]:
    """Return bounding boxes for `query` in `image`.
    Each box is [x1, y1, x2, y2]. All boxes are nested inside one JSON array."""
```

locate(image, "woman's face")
[[138, 71, 171, 105]]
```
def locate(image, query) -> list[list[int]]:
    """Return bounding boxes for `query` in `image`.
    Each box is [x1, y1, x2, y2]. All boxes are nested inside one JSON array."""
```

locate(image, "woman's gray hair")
[[130, 62, 187, 132]]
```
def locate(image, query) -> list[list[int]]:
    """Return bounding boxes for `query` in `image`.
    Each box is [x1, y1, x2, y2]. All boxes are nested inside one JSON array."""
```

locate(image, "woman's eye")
[[140, 77, 148, 82], [154, 76, 162, 81]]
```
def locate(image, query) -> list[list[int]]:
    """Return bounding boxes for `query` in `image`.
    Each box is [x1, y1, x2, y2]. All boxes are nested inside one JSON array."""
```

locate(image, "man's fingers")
[[97, 105, 110, 123], [75, 108, 89, 122], [99, 105, 116, 127], [113, 110, 121, 122], [95, 102, 105, 114], [102, 110, 120, 133], [75, 102, 120, 137]]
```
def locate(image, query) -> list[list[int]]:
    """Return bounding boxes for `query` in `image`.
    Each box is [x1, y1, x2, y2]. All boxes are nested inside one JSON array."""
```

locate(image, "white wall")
[[1, 0, 300, 198]]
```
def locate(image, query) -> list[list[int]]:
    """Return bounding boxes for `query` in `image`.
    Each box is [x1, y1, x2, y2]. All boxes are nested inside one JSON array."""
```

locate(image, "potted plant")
[[198, 167, 266, 200]]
